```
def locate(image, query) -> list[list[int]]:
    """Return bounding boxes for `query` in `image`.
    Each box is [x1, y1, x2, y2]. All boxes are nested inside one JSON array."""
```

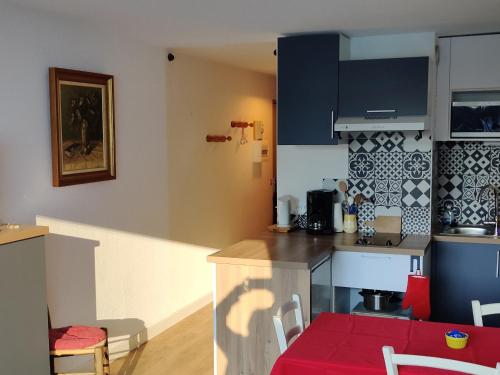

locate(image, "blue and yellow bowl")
[[445, 330, 469, 349]]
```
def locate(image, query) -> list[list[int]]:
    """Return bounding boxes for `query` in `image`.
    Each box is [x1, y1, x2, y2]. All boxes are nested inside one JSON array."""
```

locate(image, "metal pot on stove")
[[359, 289, 393, 311]]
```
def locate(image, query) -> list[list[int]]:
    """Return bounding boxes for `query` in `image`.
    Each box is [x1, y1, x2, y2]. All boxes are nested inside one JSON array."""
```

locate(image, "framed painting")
[[49, 67, 116, 186]]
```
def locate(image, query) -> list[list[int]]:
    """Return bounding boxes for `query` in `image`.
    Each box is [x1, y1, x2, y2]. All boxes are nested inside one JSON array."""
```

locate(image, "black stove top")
[[354, 233, 406, 247]]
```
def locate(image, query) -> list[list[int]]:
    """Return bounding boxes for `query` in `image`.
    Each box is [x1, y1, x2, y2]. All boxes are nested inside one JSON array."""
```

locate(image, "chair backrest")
[[272, 294, 304, 354], [472, 300, 500, 327], [382, 346, 500, 375]]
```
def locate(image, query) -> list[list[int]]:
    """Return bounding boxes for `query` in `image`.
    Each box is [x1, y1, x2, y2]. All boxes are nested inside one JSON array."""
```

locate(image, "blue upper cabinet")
[[277, 34, 340, 145], [431, 241, 500, 327], [338, 57, 429, 118]]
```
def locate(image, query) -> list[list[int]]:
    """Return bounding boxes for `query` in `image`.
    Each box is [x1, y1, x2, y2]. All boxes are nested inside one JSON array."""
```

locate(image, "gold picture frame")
[[49, 67, 115, 186]]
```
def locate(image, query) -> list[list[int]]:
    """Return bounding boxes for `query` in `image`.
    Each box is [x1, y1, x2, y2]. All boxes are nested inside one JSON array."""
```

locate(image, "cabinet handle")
[[496, 251, 499, 278], [331, 109, 334, 139], [365, 109, 398, 119]]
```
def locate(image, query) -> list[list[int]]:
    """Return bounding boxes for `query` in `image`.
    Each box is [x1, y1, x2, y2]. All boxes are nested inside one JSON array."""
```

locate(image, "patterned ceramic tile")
[[374, 179, 402, 207], [357, 202, 375, 236], [346, 132, 430, 234], [373, 132, 404, 152], [461, 199, 489, 225], [464, 144, 491, 174], [462, 173, 489, 201], [490, 147, 500, 191], [402, 179, 431, 207], [349, 137, 379, 153], [402, 207, 431, 235], [348, 179, 375, 199], [437, 174, 463, 200], [403, 152, 431, 179], [438, 146, 464, 175], [489, 173, 500, 189], [440, 142, 464, 151], [402, 131, 432, 152], [374, 152, 403, 179], [464, 142, 486, 151], [348, 153, 375, 179]]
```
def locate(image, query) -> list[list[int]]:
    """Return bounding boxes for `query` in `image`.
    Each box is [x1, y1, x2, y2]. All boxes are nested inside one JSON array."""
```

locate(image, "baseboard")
[[109, 293, 213, 361]]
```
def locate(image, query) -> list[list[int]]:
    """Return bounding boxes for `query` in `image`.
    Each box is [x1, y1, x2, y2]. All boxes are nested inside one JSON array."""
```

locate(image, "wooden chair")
[[48, 314, 110, 375], [472, 300, 500, 327], [272, 293, 304, 354], [382, 346, 500, 375]]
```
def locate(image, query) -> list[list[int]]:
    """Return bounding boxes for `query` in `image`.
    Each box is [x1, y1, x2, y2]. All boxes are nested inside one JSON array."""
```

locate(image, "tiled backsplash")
[[317, 132, 434, 235], [437, 142, 498, 224], [346, 132, 432, 235]]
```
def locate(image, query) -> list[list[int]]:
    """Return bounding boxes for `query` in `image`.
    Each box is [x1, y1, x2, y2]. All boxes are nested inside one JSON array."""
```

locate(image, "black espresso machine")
[[306, 189, 335, 235]]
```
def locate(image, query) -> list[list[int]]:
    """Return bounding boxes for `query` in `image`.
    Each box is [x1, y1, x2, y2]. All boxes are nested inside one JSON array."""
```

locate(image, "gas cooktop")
[[354, 233, 406, 247]]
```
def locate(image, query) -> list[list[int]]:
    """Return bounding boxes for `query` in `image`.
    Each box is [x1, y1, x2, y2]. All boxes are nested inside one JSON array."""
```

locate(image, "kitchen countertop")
[[207, 231, 431, 269], [433, 233, 500, 244], [0, 225, 49, 245]]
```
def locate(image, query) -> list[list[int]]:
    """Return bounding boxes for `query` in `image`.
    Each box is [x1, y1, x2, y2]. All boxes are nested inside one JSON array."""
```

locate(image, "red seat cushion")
[[49, 326, 107, 350]]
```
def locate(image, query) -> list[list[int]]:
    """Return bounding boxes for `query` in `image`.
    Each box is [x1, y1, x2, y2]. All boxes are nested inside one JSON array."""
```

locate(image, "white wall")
[[277, 32, 436, 211], [166, 54, 275, 249], [0, 2, 168, 237], [0, 2, 274, 370], [0, 1, 192, 366], [37, 215, 214, 365], [277, 145, 348, 212]]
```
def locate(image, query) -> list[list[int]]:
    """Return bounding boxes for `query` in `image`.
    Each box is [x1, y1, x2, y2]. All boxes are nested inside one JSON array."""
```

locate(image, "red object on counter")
[[270, 313, 500, 375], [403, 274, 431, 320]]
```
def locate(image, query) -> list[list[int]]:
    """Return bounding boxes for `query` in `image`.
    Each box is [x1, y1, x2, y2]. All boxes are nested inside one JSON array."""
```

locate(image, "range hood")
[[335, 113, 427, 132], [336, 57, 430, 133]]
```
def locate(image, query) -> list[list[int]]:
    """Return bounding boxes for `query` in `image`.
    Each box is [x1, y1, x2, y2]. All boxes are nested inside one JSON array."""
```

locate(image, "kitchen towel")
[[402, 274, 431, 320]]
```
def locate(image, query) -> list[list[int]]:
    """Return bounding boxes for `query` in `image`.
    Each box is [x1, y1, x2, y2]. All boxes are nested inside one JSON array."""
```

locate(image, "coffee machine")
[[306, 190, 335, 235]]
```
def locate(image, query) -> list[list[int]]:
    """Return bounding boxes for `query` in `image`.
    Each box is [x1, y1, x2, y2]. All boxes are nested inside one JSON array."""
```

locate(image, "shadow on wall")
[[45, 233, 147, 373]]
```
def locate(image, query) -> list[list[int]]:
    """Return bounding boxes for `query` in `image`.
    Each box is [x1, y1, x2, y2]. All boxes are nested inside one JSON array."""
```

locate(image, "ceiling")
[[11, 0, 500, 74]]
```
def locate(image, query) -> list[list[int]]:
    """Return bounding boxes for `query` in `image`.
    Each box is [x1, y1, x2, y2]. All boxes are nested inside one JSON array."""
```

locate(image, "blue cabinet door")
[[431, 241, 500, 327], [339, 57, 429, 118], [277, 34, 339, 145]]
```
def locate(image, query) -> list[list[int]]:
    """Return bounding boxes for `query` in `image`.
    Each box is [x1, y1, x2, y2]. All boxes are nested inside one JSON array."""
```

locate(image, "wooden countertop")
[[0, 225, 49, 245], [207, 231, 431, 269], [433, 234, 500, 245]]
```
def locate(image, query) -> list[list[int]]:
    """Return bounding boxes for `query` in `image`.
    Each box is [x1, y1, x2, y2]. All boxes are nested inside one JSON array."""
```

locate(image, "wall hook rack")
[[206, 135, 232, 143], [231, 121, 254, 128]]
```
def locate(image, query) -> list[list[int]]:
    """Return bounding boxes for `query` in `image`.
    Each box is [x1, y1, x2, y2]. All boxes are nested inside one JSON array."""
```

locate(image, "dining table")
[[270, 312, 500, 375]]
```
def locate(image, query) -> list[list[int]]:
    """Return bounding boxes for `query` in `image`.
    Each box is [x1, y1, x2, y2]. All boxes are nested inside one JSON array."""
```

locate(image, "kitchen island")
[[207, 230, 431, 375]]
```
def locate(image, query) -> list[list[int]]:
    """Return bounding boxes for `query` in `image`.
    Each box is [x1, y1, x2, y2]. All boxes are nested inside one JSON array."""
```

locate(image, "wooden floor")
[[111, 304, 213, 375]]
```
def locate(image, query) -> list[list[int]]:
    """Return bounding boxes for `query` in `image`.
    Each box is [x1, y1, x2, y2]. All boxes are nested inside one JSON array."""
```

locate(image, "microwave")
[[450, 90, 500, 139]]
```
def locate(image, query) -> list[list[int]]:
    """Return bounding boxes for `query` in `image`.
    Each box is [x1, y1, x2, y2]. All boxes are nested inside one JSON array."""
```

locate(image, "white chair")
[[273, 294, 304, 354], [472, 300, 500, 327], [382, 346, 500, 375]]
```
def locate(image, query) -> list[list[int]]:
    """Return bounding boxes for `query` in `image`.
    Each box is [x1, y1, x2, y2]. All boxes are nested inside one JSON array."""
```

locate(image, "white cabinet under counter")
[[331, 234, 431, 314], [332, 251, 422, 292]]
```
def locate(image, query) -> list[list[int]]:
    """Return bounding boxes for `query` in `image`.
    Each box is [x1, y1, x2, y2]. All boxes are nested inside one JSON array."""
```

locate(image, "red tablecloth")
[[270, 313, 500, 375]]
